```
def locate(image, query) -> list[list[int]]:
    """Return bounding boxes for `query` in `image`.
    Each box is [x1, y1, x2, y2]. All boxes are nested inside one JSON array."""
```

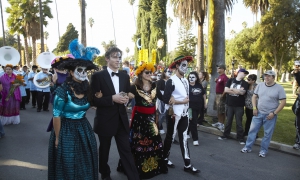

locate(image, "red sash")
[[130, 106, 156, 127]]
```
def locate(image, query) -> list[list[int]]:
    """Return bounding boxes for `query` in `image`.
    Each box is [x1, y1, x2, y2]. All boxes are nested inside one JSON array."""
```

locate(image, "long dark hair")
[[200, 71, 209, 81], [188, 71, 201, 84], [134, 71, 152, 89]]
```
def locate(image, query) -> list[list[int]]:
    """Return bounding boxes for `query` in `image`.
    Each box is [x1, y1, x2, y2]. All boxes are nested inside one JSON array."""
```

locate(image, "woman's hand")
[[128, 92, 135, 99], [182, 97, 189, 104], [95, 91, 103, 98], [169, 96, 175, 105], [55, 138, 59, 148]]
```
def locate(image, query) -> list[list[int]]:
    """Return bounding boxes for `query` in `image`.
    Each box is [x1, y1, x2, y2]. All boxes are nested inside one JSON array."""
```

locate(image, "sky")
[[0, 0, 260, 59]]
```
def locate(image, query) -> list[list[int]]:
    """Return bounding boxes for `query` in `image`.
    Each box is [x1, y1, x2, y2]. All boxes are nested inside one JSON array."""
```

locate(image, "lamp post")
[[231, 57, 237, 78], [157, 38, 164, 64]]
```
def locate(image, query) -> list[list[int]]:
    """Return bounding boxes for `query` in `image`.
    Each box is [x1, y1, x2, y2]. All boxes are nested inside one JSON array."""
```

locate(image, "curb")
[[198, 125, 300, 156]]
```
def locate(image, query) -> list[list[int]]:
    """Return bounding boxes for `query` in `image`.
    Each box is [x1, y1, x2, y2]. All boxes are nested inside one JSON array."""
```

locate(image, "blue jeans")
[[0, 121, 5, 137], [158, 111, 166, 130], [245, 111, 277, 154]]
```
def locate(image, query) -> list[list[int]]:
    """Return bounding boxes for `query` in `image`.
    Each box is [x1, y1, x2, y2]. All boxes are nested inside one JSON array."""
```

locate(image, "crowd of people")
[[0, 39, 300, 179]]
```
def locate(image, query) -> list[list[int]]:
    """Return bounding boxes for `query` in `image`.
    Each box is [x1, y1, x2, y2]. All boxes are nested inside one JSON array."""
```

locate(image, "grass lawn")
[[205, 82, 297, 145]]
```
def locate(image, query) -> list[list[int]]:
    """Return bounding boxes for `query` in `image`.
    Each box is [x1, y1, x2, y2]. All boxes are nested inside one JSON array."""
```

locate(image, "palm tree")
[[125, 47, 130, 57], [0, 0, 6, 46], [79, 0, 87, 46], [171, 0, 207, 71], [44, 31, 49, 51], [243, 0, 270, 17], [167, 17, 173, 52], [110, 0, 116, 44], [101, 40, 116, 52], [242, 21, 248, 28], [88, 17, 94, 45], [54, 0, 60, 40], [128, 0, 136, 28]]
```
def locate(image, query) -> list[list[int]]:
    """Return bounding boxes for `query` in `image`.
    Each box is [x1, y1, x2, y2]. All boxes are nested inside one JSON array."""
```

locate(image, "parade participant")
[[28, 65, 38, 108], [156, 68, 172, 134], [163, 56, 201, 174], [48, 39, 99, 179], [13, 66, 27, 110], [0, 82, 4, 138], [187, 71, 206, 146], [126, 62, 168, 178], [241, 70, 286, 157], [91, 46, 140, 180], [0, 64, 21, 125], [22, 66, 30, 104], [198, 71, 209, 125], [35, 67, 51, 112]]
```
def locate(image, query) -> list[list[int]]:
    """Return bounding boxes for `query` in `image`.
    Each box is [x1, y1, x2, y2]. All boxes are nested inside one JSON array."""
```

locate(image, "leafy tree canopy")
[[54, 23, 79, 53]]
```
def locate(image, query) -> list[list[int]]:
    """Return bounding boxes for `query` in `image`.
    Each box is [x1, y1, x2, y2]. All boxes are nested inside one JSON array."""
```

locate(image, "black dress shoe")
[[184, 165, 201, 173], [166, 160, 175, 168], [173, 139, 179, 145], [43, 109, 49, 112], [37, 109, 41, 112]]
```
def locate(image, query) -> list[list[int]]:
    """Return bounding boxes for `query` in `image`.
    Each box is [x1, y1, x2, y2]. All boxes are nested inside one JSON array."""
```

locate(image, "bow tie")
[[111, 72, 119, 77]]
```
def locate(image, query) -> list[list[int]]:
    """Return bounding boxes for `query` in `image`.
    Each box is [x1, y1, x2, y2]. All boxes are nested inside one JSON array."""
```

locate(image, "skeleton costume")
[[162, 56, 200, 173]]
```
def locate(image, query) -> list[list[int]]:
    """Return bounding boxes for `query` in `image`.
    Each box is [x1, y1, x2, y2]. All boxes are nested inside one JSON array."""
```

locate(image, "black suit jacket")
[[91, 69, 130, 136]]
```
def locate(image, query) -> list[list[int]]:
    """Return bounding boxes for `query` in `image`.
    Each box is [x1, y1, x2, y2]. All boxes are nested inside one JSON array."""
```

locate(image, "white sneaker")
[[212, 122, 220, 127], [187, 135, 190, 139], [193, 141, 199, 146], [217, 124, 224, 132], [160, 130, 165, 134]]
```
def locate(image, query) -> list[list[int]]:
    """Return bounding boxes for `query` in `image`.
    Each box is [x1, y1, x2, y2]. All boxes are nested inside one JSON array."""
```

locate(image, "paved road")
[[0, 106, 300, 180]]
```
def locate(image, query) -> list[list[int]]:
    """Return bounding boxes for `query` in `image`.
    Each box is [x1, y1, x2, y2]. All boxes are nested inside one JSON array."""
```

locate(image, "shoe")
[[212, 122, 220, 127], [193, 141, 199, 146], [187, 135, 190, 139], [43, 109, 49, 112], [217, 124, 224, 132], [218, 136, 227, 140], [293, 143, 300, 150], [239, 139, 245, 145], [259, 151, 266, 158], [37, 109, 41, 112], [241, 147, 251, 153], [165, 159, 175, 168], [173, 139, 180, 145], [184, 165, 201, 173], [160, 130, 165, 134], [32, 106, 36, 108]]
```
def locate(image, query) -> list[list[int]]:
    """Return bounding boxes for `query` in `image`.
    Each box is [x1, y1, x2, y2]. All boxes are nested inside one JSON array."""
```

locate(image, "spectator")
[[122, 60, 130, 75], [241, 70, 286, 157], [212, 64, 229, 131], [218, 69, 249, 144], [198, 71, 209, 125], [244, 74, 258, 136]]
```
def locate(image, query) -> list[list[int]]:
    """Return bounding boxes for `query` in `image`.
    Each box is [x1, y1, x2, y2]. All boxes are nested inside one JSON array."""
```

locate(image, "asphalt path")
[[0, 106, 300, 180]]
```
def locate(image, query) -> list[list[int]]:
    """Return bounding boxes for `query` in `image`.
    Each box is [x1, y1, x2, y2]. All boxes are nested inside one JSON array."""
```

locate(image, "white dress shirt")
[[107, 67, 119, 94]]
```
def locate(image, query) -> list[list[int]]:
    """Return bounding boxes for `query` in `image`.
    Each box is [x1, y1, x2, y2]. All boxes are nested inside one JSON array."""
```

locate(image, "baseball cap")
[[238, 68, 249, 74], [264, 70, 276, 76], [217, 64, 226, 70]]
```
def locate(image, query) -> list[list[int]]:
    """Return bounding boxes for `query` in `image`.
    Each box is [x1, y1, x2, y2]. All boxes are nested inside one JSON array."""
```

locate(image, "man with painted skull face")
[[162, 56, 201, 174]]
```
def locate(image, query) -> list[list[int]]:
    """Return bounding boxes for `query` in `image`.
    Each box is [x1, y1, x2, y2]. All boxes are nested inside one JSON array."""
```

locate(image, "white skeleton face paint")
[[165, 69, 172, 77], [189, 74, 196, 83], [178, 60, 188, 74], [157, 73, 162, 80], [74, 66, 87, 81]]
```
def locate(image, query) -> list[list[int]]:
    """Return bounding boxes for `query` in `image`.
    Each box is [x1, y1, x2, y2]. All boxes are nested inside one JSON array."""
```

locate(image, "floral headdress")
[[135, 62, 156, 76], [5, 64, 13, 69]]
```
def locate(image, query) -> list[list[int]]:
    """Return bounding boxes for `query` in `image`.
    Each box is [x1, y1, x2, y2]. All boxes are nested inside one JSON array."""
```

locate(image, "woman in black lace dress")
[[129, 62, 167, 179]]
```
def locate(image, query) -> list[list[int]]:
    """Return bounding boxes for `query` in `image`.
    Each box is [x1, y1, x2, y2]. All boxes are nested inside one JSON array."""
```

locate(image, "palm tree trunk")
[[23, 36, 30, 67], [0, 0, 5, 46], [207, 0, 225, 117], [81, 0, 86, 46], [17, 35, 21, 65], [197, 21, 204, 71], [32, 37, 37, 65]]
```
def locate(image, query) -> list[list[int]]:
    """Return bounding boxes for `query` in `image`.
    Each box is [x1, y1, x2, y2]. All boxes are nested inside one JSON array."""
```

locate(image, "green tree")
[[44, 31, 49, 51], [171, 0, 207, 71], [149, 0, 167, 64], [101, 40, 116, 52], [175, 23, 197, 58], [54, 23, 79, 53], [243, 0, 269, 17], [254, 0, 300, 78], [0, 31, 17, 48], [94, 55, 106, 66]]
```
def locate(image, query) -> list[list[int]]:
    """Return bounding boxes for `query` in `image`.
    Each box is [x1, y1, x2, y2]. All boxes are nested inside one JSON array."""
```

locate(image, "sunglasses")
[[144, 71, 152, 75]]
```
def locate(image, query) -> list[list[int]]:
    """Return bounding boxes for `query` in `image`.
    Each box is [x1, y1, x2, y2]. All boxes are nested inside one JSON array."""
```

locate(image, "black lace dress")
[[130, 83, 167, 179]]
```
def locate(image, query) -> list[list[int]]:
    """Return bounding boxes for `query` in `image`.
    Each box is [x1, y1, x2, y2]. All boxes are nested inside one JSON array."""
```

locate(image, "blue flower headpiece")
[[69, 39, 100, 61]]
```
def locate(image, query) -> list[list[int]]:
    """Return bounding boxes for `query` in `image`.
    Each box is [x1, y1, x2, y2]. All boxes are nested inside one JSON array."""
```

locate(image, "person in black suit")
[[90, 47, 139, 180]]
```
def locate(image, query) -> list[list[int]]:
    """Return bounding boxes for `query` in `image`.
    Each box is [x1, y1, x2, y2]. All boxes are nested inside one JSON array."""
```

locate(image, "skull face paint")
[[157, 73, 162, 80], [74, 66, 87, 81], [189, 74, 197, 83], [165, 69, 172, 77], [178, 60, 188, 75]]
